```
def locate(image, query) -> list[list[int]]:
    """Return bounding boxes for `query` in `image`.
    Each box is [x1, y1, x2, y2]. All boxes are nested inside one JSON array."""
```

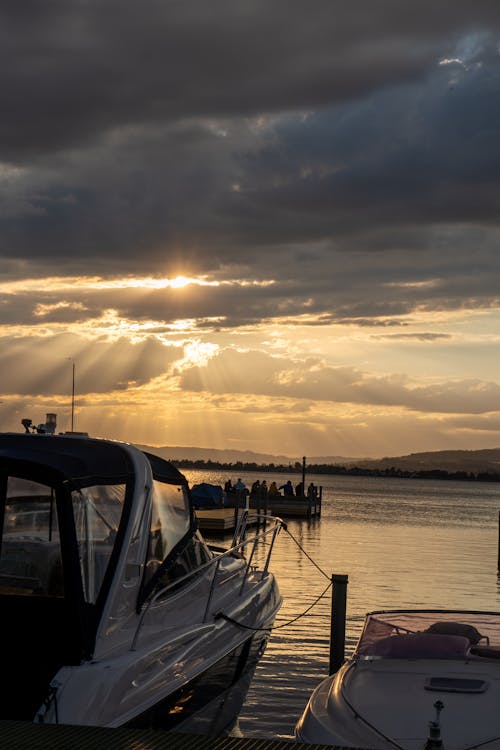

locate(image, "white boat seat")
[[359, 632, 470, 659]]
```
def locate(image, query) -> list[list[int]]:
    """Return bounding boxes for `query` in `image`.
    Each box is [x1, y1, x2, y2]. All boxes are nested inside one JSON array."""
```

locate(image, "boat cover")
[[190, 483, 226, 508]]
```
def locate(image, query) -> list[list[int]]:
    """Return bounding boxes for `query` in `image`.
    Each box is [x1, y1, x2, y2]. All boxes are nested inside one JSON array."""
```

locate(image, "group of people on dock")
[[224, 477, 318, 500]]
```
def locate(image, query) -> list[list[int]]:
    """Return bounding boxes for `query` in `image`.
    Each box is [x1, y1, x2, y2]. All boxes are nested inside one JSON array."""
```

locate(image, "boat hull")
[[36, 573, 280, 732], [297, 655, 500, 749]]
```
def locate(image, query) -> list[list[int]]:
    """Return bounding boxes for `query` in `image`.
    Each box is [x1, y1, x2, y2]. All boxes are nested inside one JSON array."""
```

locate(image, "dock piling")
[[497, 510, 500, 574], [329, 573, 348, 675]]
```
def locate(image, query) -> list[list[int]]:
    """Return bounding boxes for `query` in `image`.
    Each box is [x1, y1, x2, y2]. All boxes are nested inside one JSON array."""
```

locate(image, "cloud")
[[179, 348, 500, 415], [3, 3, 500, 161], [0, 333, 181, 395], [0, 10, 499, 299]]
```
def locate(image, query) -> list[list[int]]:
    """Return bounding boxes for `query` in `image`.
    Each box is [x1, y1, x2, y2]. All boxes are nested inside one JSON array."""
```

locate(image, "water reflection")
[[185, 468, 500, 739]]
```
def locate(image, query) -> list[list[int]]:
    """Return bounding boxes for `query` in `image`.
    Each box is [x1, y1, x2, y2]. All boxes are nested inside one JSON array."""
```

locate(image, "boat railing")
[[131, 512, 284, 651]]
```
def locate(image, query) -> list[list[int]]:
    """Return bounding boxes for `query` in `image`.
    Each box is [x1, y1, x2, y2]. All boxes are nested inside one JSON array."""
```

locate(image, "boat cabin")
[[0, 433, 209, 721]]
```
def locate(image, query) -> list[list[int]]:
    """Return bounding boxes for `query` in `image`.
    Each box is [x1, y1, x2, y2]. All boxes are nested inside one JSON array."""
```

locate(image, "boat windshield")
[[71, 484, 126, 604], [357, 611, 500, 659], [142, 478, 211, 597]]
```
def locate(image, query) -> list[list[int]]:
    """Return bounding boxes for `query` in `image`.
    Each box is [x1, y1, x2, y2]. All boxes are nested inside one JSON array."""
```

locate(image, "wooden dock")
[[248, 488, 322, 519], [195, 507, 259, 533], [195, 486, 322, 531]]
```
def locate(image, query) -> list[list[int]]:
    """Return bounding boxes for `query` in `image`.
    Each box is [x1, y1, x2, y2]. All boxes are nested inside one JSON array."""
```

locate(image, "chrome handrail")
[[131, 513, 283, 651]]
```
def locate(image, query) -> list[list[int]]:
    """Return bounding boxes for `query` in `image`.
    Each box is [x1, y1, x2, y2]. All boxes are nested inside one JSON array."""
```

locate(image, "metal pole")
[[329, 573, 348, 675], [71, 360, 75, 431], [302, 456, 306, 492]]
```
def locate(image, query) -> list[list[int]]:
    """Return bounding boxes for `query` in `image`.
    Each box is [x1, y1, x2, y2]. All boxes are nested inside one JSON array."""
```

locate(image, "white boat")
[[296, 609, 500, 749], [0, 429, 283, 733]]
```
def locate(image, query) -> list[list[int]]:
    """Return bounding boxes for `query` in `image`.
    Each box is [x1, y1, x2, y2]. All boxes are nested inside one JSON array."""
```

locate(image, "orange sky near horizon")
[[2, 272, 500, 459]]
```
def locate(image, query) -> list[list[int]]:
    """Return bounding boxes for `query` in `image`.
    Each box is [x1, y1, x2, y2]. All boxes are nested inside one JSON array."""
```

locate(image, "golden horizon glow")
[[1, 270, 500, 457], [0, 274, 277, 295]]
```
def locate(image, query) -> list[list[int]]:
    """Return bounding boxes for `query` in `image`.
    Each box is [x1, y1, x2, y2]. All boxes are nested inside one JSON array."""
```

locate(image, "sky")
[[2, 2, 500, 459]]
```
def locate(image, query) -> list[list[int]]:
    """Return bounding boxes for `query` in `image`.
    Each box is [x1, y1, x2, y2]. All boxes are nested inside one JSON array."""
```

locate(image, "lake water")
[[183, 468, 500, 741]]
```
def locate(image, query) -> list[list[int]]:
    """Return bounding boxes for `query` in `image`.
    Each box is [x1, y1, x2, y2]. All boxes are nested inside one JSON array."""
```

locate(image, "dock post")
[[329, 573, 348, 675], [302, 456, 306, 491], [498, 511, 500, 574]]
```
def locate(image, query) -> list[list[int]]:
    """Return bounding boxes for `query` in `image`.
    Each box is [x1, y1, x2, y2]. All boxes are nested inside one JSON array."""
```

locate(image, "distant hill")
[[356, 448, 500, 475], [135, 444, 298, 465], [308, 455, 368, 465], [134, 444, 362, 466], [135, 443, 500, 476]]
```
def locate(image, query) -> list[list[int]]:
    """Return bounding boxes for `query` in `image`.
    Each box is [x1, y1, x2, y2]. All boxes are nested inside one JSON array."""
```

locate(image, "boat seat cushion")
[[360, 632, 470, 659], [425, 621, 484, 645]]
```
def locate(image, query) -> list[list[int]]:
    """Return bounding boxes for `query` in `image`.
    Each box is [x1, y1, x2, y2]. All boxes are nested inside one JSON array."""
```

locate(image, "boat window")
[[71, 484, 125, 604], [0, 477, 63, 597], [149, 480, 191, 562], [144, 481, 209, 592]]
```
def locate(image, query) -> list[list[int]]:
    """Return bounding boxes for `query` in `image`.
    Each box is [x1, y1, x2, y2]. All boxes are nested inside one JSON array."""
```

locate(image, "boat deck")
[[0, 719, 359, 750]]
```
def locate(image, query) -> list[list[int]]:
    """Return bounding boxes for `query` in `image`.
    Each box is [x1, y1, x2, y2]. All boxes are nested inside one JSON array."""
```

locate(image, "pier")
[[195, 487, 322, 532], [195, 506, 259, 533], [255, 489, 322, 519]]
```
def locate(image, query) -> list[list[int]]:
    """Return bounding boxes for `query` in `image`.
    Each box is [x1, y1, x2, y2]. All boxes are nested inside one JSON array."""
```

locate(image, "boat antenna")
[[423, 700, 444, 749], [68, 358, 75, 431]]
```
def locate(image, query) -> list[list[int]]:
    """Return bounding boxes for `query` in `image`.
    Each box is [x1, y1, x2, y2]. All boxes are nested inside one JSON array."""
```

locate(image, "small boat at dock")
[[0, 426, 283, 733], [296, 609, 500, 749]]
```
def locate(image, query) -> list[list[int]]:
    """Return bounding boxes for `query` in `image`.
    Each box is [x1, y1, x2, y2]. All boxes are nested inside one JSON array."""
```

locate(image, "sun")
[[170, 276, 192, 289]]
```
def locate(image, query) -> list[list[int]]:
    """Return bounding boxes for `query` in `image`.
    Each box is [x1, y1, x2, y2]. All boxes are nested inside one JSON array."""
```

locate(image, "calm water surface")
[[183, 469, 500, 740]]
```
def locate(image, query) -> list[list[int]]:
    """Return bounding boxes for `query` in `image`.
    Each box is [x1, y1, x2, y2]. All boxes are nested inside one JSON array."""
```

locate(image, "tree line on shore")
[[171, 458, 500, 483]]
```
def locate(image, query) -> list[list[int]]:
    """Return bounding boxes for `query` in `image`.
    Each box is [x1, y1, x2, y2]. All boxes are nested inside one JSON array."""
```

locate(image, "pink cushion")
[[361, 632, 469, 659]]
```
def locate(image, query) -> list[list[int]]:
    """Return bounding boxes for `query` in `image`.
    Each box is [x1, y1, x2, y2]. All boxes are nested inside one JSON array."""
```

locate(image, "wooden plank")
[[195, 508, 236, 531], [195, 507, 259, 533]]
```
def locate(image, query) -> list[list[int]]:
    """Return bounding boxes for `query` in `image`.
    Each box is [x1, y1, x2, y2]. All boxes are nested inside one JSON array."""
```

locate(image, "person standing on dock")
[[235, 477, 249, 510], [269, 481, 279, 496], [295, 481, 304, 497], [251, 479, 261, 496], [307, 482, 317, 499], [279, 480, 294, 496]]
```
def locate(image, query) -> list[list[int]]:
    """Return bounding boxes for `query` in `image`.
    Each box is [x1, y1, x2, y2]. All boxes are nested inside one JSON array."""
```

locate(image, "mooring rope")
[[216, 523, 334, 631], [282, 525, 331, 580], [216, 579, 333, 631]]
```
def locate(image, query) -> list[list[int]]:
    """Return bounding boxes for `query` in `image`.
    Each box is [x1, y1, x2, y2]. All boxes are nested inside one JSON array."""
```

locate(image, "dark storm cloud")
[[1, 1, 500, 323], [3, 1, 500, 161]]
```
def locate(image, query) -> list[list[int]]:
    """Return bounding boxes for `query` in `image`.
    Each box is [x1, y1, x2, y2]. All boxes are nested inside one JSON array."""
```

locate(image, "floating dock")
[[248, 489, 322, 519], [195, 507, 260, 533], [195, 487, 322, 532], [264, 497, 321, 518]]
